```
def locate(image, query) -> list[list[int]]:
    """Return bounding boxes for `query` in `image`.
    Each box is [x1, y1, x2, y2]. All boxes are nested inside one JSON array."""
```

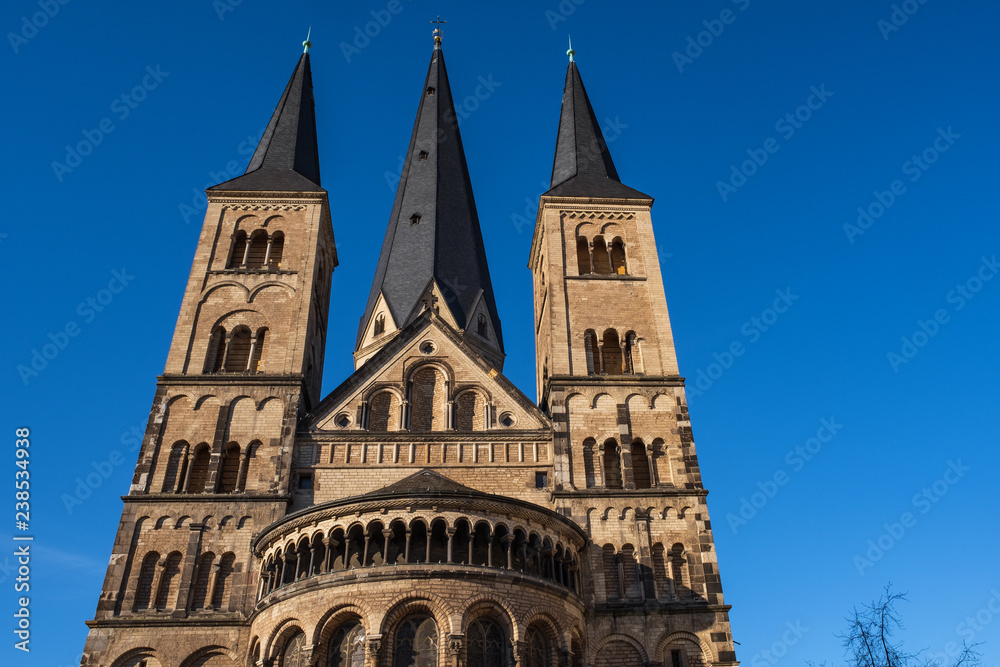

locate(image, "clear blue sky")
[[3, 1, 998, 664]]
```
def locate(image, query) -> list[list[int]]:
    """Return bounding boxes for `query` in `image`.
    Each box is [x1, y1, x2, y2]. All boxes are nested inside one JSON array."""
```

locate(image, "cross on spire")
[[431, 15, 446, 48]]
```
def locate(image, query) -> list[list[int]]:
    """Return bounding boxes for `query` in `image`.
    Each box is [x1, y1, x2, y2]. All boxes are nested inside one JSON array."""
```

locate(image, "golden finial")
[[431, 15, 446, 48]]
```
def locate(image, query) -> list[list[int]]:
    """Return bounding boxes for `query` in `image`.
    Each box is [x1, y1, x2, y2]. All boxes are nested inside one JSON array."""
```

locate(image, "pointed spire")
[[546, 56, 649, 199], [210, 50, 322, 192], [357, 44, 504, 360]]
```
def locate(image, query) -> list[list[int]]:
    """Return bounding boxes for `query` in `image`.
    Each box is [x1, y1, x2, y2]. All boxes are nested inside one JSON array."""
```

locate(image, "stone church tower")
[[81, 33, 740, 667]]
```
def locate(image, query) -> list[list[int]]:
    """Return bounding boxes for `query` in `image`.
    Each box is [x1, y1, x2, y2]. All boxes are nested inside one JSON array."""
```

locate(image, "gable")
[[304, 315, 548, 433]]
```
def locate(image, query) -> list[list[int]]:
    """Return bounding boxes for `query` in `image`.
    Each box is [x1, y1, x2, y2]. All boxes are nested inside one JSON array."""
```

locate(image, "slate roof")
[[210, 53, 323, 192], [545, 61, 650, 200], [366, 469, 478, 497], [356, 45, 504, 352]]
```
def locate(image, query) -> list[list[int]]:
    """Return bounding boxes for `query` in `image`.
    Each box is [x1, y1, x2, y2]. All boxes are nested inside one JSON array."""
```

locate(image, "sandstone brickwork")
[[80, 46, 740, 667]]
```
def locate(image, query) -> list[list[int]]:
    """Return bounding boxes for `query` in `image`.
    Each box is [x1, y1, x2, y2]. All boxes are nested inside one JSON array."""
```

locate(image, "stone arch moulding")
[[656, 630, 715, 665], [590, 632, 649, 664], [312, 602, 374, 647], [179, 645, 239, 667], [460, 594, 519, 640], [248, 281, 296, 302], [110, 647, 161, 667], [263, 617, 307, 663], [377, 594, 455, 637]]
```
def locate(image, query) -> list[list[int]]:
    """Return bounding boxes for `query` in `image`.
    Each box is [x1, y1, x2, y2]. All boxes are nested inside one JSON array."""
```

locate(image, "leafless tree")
[[810, 584, 982, 667]]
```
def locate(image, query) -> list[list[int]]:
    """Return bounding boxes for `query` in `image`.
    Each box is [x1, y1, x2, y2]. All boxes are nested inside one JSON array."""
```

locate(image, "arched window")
[[466, 618, 507, 667], [603, 439, 622, 489], [602, 329, 622, 374], [394, 615, 438, 667], [409, 367, 443, 431], [651, 543, 670, 600], [368, 392, 397, 432], [155, 552, 182, 610], [191, 552, 215, 609], [592, 237, 612, 274], [584, 330, 599, 374], [408, 521, 428, 564], [602, 544, 620, 601], [224, 326, 252, 372], [621, 544, 640, 599], [282, 631, 309, 667], [327, 622, 365, 667], [611, 237, 627, 274], [134, 551, 159, 611], [631, 440, 652, 489], [246, 230, 268, 268], [228, 230, 247, 269], [523, 625, 550, 667], [161, 441, 187, 493], [670, 543, 689, 598], [205, 326, 227, 372], [268, 232, 284, 270], [217, 442, 240, 493], [187, 444, 211, 493], [212, 552, 235, 610], [477, 314, 488, 338], [576, 237, 591, 275], [455, 391, 482, 431], [242, 440, 260, 491], [374, 314, 385, 337]]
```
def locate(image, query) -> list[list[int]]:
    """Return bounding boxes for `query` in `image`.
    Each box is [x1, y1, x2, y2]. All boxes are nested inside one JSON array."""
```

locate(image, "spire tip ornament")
[[567, 35, 575, 62], [302, 26, 312, 54], [431, 15, 446, 48]]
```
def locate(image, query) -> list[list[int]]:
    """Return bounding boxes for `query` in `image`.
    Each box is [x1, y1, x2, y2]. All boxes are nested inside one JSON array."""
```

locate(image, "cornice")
[[252, 489, 589, 553]]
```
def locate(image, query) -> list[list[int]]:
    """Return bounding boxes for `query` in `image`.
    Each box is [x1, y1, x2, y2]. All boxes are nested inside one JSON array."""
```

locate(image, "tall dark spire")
[[210, 53, 322, 192], [546, 59, 649, 199], [356, 44, 504, 358]]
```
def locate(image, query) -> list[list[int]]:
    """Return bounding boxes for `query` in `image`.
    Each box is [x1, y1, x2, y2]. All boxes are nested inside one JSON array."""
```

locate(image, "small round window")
[[419, 341, 436, 355], [334, 413, 351, 428], [498, 412, 515, 427]]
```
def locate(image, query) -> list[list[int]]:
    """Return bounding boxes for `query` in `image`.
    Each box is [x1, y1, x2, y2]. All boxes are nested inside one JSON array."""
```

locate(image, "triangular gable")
[[302, 315, 548, 432]]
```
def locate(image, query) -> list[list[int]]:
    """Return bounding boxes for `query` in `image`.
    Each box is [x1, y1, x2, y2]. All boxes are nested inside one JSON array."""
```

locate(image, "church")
[[80, 27, 741, 667]]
